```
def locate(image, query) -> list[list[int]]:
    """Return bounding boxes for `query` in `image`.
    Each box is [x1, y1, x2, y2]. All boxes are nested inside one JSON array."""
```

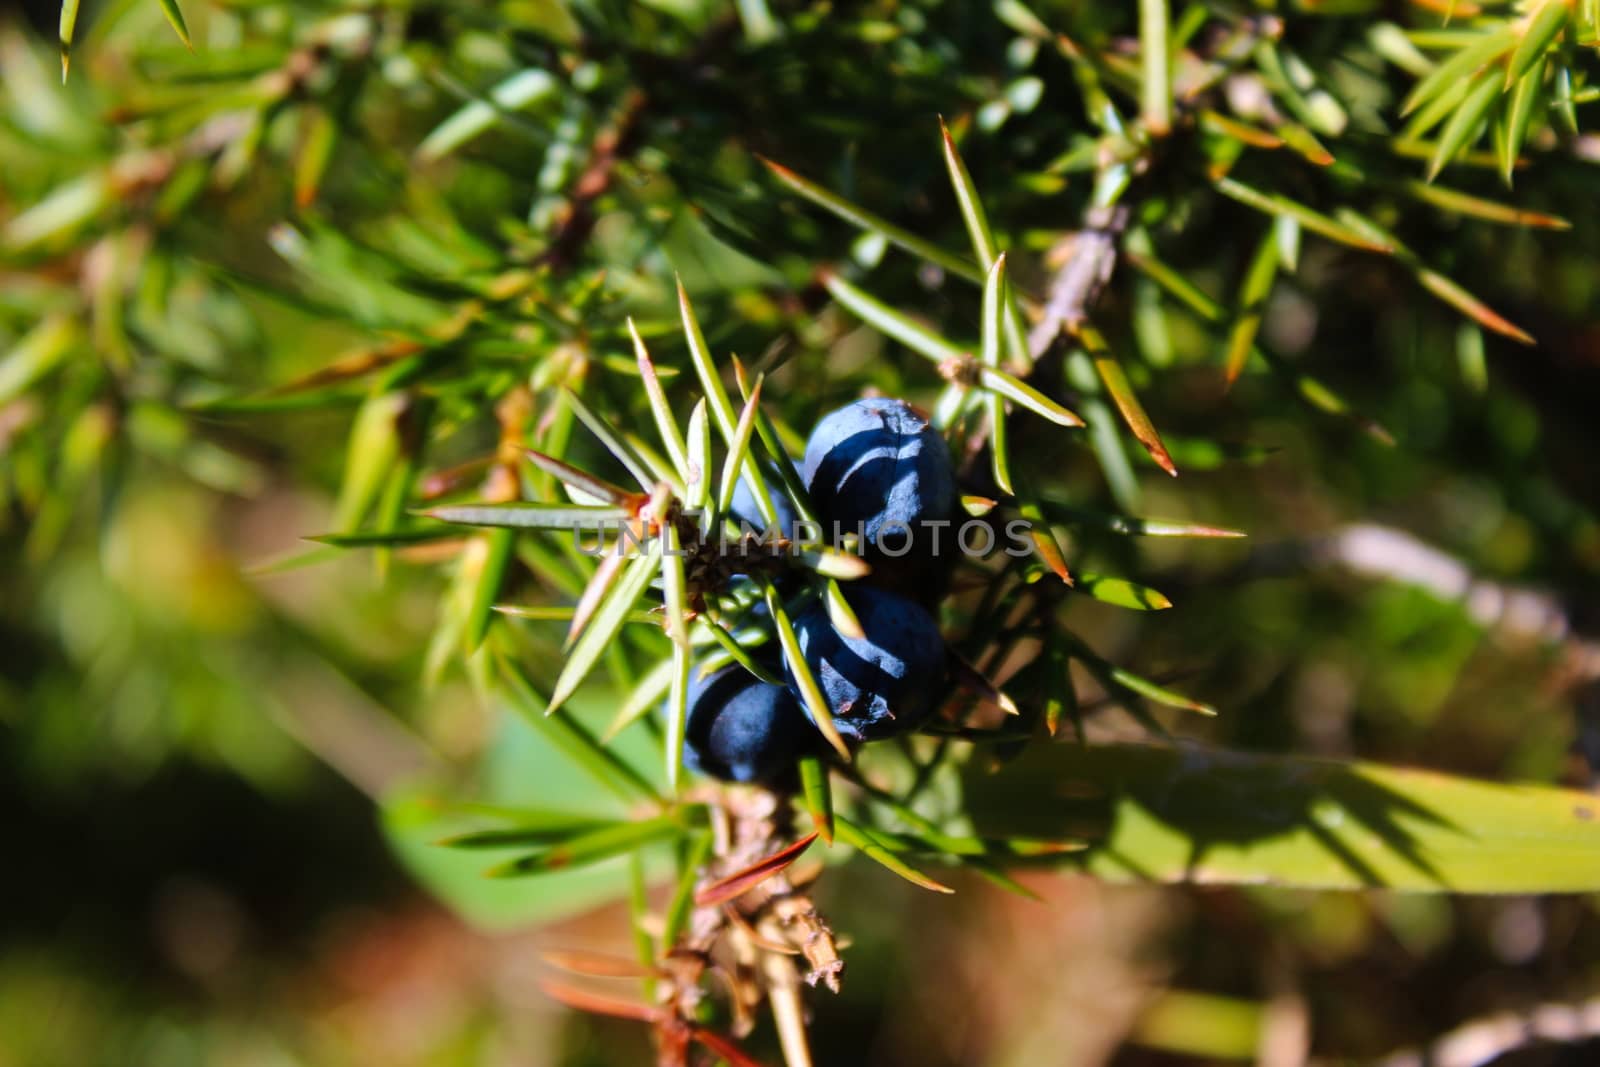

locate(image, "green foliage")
[[965, 742, 1600, 892], [4, 0, 1600, 1061]]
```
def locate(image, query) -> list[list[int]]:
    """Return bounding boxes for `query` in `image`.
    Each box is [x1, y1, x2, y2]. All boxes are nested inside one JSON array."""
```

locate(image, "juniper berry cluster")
[[682, 399, 956, 783]]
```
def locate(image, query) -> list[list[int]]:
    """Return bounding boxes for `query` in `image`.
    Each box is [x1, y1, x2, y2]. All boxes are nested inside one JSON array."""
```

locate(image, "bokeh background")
[[3, 0, 1600, 1064]]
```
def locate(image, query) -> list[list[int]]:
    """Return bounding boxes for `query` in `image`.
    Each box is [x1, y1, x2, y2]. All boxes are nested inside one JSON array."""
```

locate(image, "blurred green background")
[[4, 0, 1600, 1064]]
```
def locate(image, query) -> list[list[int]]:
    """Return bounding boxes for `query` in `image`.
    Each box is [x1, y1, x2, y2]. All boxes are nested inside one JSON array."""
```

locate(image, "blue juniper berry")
[[785, 585, 946, 743], [682, 657, 816, 784], [801, 398, 956, 566]]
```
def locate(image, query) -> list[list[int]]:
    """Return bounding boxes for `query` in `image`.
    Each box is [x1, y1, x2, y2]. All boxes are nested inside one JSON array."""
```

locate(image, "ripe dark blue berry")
[[786, 586, 946, 742], [683, 660, 815, 784], [802, 398, 956, 559]]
